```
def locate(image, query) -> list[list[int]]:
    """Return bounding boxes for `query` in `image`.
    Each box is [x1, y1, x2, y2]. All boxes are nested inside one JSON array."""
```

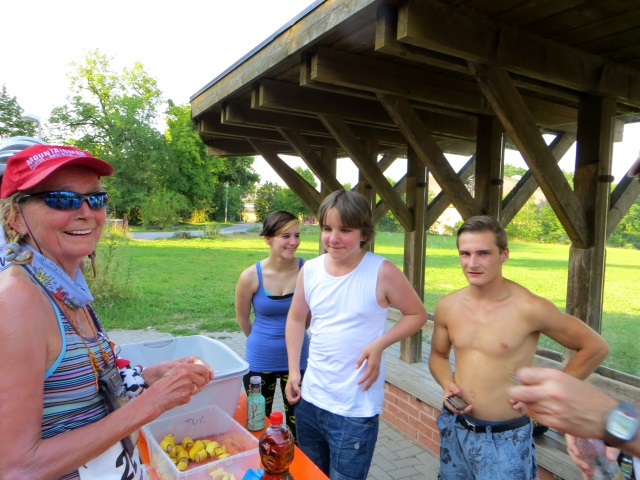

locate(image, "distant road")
[[129, 223, 258, 240]]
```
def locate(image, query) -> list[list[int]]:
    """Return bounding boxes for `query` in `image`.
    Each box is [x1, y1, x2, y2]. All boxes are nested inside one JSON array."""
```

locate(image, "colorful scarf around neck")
[[10, 243, 94, 309]]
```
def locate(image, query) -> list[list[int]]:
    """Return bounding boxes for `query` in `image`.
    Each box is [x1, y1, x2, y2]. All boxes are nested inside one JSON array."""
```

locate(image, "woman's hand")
[[143, 357, 213, 412]]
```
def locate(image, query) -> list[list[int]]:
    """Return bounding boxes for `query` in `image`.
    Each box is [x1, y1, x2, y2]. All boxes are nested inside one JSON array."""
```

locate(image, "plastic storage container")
[[143, 404, 259, 480], [119, 335, 249, 419]]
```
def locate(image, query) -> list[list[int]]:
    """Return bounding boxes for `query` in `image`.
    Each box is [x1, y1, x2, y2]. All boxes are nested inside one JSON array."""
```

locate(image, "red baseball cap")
[[1, 144, 114, 198]]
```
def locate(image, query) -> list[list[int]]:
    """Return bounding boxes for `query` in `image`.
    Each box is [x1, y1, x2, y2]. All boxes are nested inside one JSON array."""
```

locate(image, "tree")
[[506, 200, 544, 241], [504, 164, 527, 178], [0, 85, 38, 140], [140, 192, 190, 229], [48, 50, 166, 219], [164, 102, 259, 222], [269, 167, 317, 217], [254, 182, 283, 221], [164, 101, 216, 214]]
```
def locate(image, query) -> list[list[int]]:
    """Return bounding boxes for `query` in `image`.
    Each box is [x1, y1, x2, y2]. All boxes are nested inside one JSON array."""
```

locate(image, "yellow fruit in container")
[[189, 440, 206, 460], [181, 436, 194, 449], [160, 434, 175, 453]]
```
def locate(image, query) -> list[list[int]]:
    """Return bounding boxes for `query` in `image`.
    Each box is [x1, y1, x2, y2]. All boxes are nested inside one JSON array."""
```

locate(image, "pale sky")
[[3, 0, 639, 186]]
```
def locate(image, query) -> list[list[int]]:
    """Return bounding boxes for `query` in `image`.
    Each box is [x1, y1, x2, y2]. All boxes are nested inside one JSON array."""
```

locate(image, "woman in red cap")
[[0, 145, 213, 480]]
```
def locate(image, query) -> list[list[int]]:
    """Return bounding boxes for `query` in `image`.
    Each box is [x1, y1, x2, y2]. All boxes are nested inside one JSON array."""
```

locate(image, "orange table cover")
[[139, 393, 328, 479]]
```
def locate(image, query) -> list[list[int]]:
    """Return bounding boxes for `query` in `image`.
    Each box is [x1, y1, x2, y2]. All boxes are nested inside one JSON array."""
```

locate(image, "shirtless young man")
[[429, 215, 609, 480]]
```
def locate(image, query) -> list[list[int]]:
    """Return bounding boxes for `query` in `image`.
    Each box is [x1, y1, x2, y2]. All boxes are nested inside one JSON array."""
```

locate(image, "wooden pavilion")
[[190, 2, 640, 475]]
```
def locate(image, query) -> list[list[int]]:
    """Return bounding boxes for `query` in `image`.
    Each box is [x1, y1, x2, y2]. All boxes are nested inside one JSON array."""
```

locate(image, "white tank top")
[[302, 251, 389, 416]]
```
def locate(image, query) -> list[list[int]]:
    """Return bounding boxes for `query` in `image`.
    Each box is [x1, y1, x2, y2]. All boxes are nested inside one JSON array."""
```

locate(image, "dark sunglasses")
[[20, 191, 109, 210]]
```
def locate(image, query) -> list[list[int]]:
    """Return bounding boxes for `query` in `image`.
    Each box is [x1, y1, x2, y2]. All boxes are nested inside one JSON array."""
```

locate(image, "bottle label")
[[259, 426, 295, 475], [247, 396, 266, 431]]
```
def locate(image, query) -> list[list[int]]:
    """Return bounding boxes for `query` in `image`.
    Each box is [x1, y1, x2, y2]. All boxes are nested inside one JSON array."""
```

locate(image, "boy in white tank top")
[[285, 190, 427, 479]]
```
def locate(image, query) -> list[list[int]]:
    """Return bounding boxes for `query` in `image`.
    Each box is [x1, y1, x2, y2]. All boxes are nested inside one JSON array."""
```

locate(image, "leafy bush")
[[140, 192, 190, 229], [172, 231, 193, 239], [189, 209, 209, 224], [203, 224, 222, 239], [85, 224, 140, 307], [377, 211, 403, 232]]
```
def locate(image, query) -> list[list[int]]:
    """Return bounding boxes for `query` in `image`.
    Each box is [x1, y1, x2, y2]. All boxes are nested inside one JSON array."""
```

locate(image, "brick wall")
[[382, 382, 441, 455]]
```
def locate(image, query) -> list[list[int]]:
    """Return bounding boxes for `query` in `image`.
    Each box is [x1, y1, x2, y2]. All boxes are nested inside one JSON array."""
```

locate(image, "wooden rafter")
[[307, 46, 579, 131], [377, 93, 481, 219], [223, 100, 405, 147], [501, 133, 576, 225], [426, 156, 476, 228], [200, 117, 339, 149], [254, 79, 479, 140], [319, 114, 414, 231], [277, 127, 344, 192], [397, 0, 640, 109], [469, 62, 590, 248], [248, 139, 321, 213], [609, 174, 640, 237], [374, 176, 407, 223]]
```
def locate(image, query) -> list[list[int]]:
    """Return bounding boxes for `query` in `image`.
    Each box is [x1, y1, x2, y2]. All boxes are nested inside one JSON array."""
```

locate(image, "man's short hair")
[[457, 215, 508, 252]]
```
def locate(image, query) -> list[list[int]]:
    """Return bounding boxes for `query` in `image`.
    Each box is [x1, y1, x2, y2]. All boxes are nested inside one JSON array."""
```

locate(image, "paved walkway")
[[109, 329, 440, 479], [129, 223, 258, 240]]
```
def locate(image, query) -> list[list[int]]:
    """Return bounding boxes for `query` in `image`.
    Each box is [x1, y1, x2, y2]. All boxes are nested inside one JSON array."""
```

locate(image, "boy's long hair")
[[318, 190, 375, 247]]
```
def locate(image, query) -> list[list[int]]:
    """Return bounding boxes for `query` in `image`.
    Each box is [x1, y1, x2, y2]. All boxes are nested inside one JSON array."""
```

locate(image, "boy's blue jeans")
[[295, 398, 379, 480]]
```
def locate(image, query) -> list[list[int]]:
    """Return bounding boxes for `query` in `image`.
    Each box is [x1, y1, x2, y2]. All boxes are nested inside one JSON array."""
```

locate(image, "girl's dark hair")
[[259, 211, 299, 237], [317, 190, 375, 247], [456, 215, 508, 252]]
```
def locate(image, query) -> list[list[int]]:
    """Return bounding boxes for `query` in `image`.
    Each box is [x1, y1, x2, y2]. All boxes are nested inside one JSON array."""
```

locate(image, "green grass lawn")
[[92, 228, 640, 377]]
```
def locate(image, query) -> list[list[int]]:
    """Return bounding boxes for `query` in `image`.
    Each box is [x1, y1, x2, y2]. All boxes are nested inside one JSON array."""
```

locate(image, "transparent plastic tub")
[[119, 335, 249, 419], [143, 404, 259, 480]]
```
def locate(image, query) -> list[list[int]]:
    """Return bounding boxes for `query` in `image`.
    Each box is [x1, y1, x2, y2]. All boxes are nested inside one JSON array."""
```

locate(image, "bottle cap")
[[270, 412, 284, 425], [250, 376, 261, 385]]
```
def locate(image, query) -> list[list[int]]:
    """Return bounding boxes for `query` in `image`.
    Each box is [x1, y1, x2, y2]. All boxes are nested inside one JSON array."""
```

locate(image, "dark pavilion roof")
[[190, 0, 640, 159]]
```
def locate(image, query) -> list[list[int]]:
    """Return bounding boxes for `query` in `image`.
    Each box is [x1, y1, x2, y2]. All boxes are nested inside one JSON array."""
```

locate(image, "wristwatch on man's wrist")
[[604, 401, 639, 447]]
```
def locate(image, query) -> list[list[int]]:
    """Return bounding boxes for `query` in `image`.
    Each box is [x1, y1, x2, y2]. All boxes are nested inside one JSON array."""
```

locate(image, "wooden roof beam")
[[377, 93, 481, 219], [277, 127, 344, 192], [608, 162, 640, 237], [375, 3, 581, 104], [191, 0, 379, 117], [426, 156, 476, 228], [397, 0, 640, 109], [470, 62, 589, 248], [203, 138, 291, 156], [253, 79, 478, 139], [501, 132, 577, 225], [306, 46, 579, 131], [223, 100, 410, 147], [319, 114, 414, 231], [219, 100, 477, 156], [249, 138, 321, 214], [199, 116, 340, 149], [374, 175, 408, 223]]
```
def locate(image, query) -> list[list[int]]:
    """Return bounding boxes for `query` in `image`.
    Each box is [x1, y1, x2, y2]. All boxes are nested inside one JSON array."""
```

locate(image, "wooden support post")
[[566, 96, 616, 335], [358, 138, 378, 252], [319, 148, 338, 255], [401, 146, 428, 363], [475, 115, 504, 218]]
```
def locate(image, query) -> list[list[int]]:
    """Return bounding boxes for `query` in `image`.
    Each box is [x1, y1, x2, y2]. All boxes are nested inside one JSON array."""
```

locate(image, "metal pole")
[[225, 182, 229, 224]]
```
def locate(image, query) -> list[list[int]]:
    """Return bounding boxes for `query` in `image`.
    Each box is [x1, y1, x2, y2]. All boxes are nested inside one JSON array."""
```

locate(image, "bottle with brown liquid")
[[258, 412, 294, 480]]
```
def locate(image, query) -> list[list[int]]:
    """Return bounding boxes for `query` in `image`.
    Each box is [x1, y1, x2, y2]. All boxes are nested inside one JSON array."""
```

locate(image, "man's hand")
[[285, 371, 302, 404], [356, 340, 384, 391], [509, 367, 618, 439]]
